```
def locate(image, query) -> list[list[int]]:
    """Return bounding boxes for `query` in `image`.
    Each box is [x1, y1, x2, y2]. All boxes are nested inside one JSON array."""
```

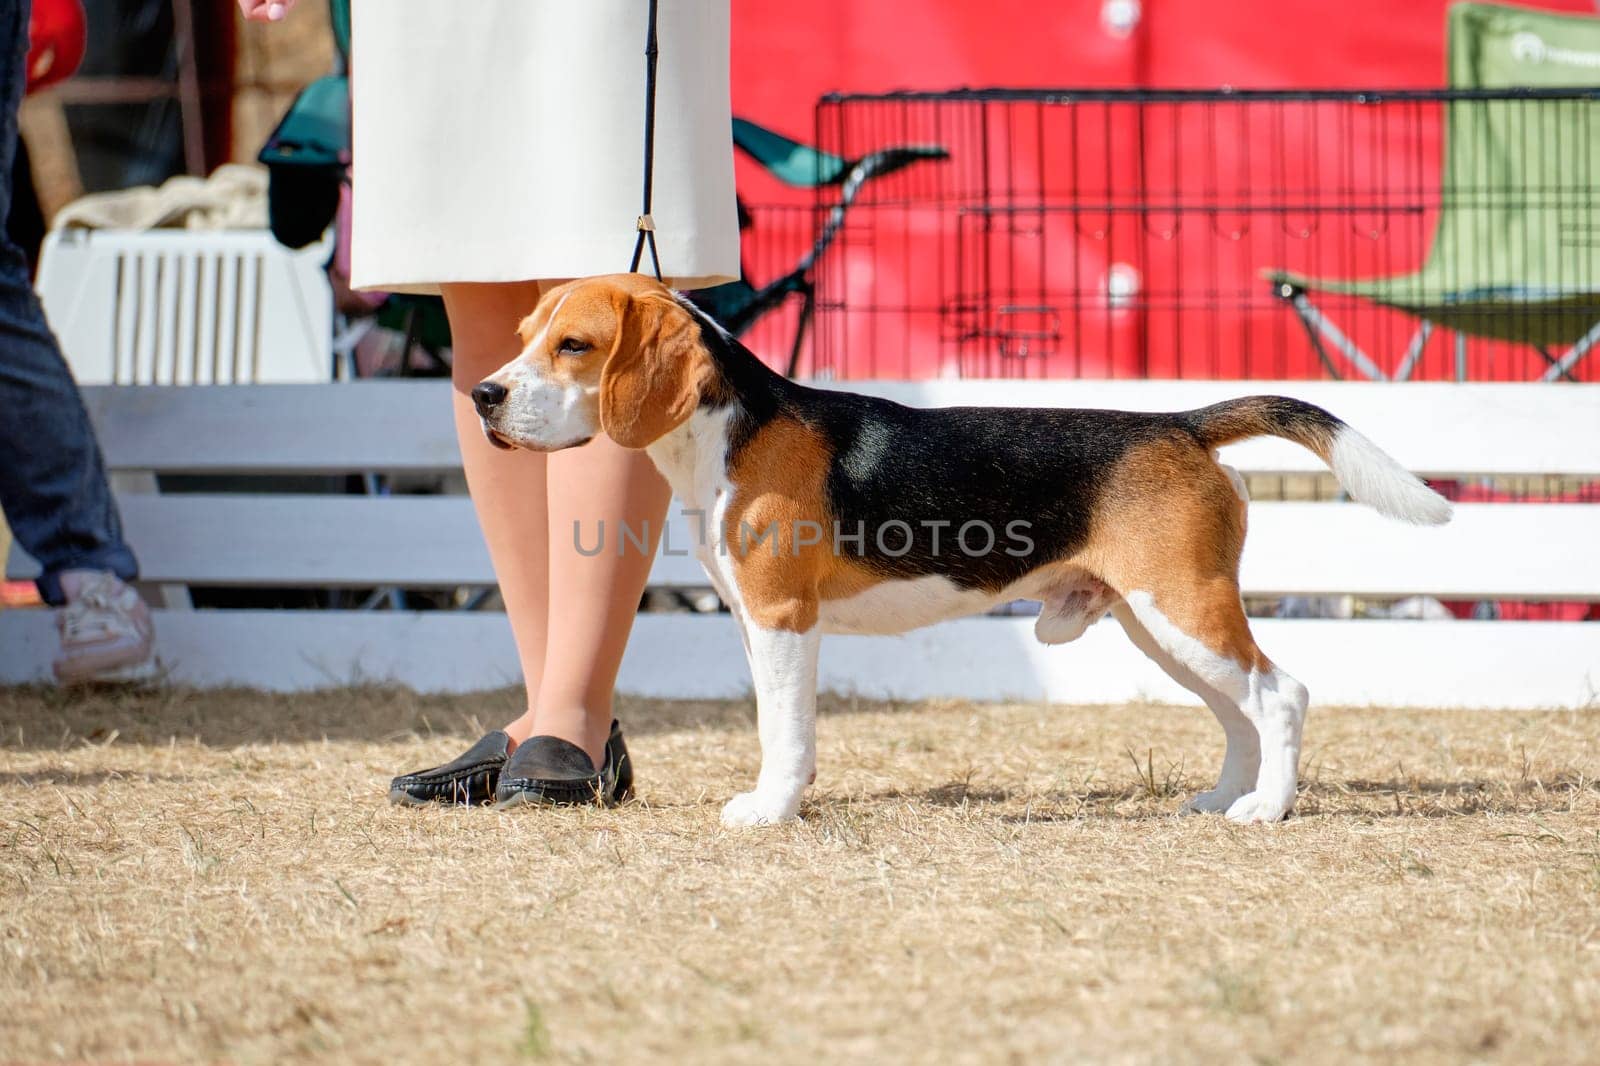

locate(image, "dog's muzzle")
[[471, 381, 516, 450]]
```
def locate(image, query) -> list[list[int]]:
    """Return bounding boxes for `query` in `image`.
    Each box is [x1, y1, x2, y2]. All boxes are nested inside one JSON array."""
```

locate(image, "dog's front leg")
[[721, 623, 821, 828]]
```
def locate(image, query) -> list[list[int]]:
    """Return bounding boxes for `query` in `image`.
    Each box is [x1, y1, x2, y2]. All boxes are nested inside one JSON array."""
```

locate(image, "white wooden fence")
[[4, 380, 1598, 709]]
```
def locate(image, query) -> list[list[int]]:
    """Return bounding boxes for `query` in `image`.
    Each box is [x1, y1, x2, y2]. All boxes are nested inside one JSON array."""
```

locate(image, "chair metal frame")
[[690, 122, 947, 375]]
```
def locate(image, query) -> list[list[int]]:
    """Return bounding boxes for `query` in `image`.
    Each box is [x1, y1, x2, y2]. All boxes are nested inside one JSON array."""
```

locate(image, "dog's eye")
[[557, 337, 591, 356]]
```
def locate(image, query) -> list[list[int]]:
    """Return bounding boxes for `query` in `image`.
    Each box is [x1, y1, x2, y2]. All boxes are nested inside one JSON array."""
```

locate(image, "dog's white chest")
[[649, 409, 746, 607]]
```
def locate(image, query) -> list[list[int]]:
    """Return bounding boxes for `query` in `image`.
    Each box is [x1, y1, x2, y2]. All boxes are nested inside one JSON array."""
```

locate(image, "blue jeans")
[[0, 0, 137, 605]]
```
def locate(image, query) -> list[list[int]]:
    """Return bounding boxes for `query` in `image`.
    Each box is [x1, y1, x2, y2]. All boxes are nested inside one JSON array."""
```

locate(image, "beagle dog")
[[472, 274, 1451, 827]]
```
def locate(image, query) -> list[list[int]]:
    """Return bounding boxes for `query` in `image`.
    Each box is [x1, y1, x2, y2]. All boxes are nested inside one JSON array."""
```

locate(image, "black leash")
[[629, 0, 664, 282]]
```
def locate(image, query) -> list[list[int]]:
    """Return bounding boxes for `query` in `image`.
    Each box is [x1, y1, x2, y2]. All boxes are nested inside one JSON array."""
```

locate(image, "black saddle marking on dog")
[[681, 298, 1197, 593]]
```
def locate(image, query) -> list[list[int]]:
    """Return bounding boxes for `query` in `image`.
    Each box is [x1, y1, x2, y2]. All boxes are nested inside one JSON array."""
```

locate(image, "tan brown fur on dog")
[[599, 295, 715, 449], [724, 415, 884, 632], [1074, 435, 1269, 672]]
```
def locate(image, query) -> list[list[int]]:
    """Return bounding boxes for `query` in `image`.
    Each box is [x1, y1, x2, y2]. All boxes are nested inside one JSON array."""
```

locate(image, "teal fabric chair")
[[257, 0, 350, 250]]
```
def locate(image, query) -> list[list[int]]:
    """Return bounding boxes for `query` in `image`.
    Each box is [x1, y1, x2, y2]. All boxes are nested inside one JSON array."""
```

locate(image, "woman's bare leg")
[[441, 280, 671, 768], [441, 281, 551, 740], [536, 435, 670, 765]]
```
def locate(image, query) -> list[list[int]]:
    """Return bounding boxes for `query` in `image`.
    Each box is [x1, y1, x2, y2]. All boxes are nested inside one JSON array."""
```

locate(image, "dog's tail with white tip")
[[1185, 396, 1452, 526]]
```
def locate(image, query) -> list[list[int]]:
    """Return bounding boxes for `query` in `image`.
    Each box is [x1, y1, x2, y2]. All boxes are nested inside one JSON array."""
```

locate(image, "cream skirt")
[[349, 0, 739, 294]]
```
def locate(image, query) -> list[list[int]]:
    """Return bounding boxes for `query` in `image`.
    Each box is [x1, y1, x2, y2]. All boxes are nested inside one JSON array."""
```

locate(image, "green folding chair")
[[1268, 2, 1600, 381]]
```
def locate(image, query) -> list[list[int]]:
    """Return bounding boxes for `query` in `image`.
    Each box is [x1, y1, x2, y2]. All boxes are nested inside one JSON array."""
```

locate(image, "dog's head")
[[472, 273, 713, 452]]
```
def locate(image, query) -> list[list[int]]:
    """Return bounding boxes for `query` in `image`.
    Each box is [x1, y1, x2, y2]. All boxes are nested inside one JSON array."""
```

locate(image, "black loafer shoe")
[[388, 730, 510, 807], [495, 719, 633, 809]]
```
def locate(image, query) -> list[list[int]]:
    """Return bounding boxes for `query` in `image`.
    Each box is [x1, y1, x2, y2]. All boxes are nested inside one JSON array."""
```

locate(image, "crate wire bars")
[[807, 88, 1600, 382]]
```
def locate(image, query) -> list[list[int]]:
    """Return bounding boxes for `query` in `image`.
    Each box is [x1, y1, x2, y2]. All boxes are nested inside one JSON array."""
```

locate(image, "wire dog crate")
[[810, 88, 1600, 381]]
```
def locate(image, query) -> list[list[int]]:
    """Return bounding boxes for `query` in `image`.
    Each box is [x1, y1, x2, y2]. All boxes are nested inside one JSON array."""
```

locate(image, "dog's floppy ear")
[[514, 312, 540, 350], [600, 293, 711, 449]]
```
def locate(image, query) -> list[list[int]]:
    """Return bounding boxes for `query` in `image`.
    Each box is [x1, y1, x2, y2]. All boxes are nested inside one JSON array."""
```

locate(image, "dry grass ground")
[[1, 686, 1597, 1065]]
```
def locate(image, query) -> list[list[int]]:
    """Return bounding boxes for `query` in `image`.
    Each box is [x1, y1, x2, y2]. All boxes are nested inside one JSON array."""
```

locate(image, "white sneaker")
[[53, 570, 158, 684]]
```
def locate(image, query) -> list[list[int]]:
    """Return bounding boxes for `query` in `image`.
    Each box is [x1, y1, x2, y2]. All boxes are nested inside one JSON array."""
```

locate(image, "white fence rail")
[[5, 380, 1599, 708]]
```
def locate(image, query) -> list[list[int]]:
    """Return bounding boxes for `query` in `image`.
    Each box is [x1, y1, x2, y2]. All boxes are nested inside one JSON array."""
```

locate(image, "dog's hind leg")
[[1109, 600, 1260, 813], [1115, 585, 1307, 823], [721, 622, 822, 828], [1091, 447, 1307, 821]]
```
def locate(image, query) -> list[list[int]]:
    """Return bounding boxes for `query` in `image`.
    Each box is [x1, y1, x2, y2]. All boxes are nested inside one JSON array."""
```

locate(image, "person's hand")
[[236, 0, 296, 22]]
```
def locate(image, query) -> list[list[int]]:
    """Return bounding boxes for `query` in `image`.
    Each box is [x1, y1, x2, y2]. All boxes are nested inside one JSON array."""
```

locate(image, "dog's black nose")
[[471, 381, 508, 413]]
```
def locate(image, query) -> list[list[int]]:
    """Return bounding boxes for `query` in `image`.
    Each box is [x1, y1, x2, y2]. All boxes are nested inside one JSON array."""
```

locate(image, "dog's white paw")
[[1224, 790, 1292, 824], [1182, 784, 1251, 815], [720, 790, 802, 828]]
